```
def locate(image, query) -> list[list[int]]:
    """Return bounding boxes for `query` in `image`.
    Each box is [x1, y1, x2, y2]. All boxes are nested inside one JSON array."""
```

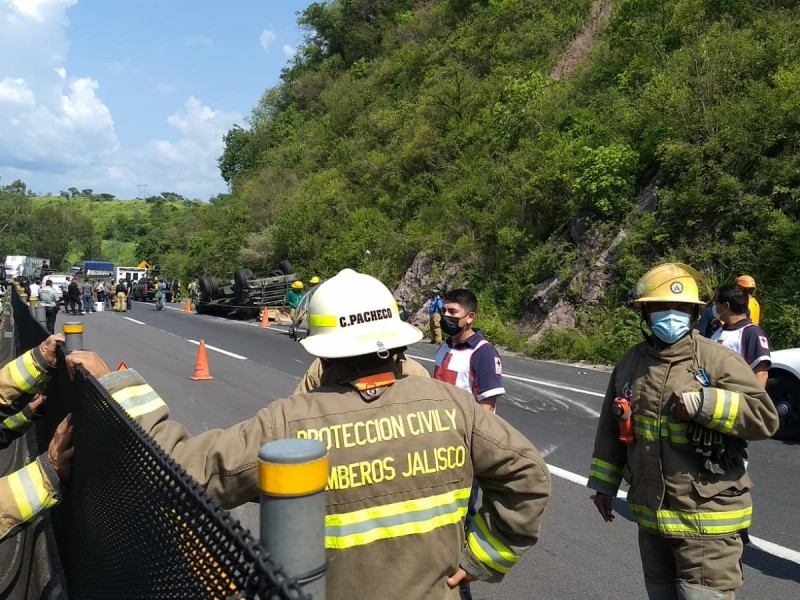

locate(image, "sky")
[[0, 0, 311, 200]]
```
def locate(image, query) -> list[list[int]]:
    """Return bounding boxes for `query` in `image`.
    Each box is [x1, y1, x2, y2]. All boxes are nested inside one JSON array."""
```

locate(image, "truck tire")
[[208, 275, 220, 298], [199, 277, 213, 301], [234, 269, 251, 304], [278, 260, 294, 275]]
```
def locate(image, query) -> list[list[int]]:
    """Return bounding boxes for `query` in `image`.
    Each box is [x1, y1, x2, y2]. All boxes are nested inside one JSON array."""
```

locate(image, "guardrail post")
[[259, 439, 328, 599], [29, 296, 38, 317], [35, 302, 47, 327], [62, 321, 84, 353]]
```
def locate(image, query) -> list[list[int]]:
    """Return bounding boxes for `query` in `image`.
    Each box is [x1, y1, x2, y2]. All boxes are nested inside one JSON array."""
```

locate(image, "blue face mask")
[[649, 309, 691, 344]]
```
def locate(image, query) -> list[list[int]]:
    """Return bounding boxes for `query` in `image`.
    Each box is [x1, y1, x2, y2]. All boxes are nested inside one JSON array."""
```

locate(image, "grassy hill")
[[7, 0, 800, 361]]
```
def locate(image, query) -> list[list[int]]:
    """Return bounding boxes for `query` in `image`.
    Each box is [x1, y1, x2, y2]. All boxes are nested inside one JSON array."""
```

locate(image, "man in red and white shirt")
[[711, 283, 771, 387], [433, 289, 505, 412]]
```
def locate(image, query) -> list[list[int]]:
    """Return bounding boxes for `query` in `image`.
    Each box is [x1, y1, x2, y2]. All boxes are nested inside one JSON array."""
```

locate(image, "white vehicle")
[[115, 266, 148, 283], [767, 348, 800, 441]]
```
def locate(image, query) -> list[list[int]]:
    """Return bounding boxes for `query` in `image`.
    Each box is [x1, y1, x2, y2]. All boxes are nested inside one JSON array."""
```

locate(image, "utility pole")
[[137, 183, 148, 199]]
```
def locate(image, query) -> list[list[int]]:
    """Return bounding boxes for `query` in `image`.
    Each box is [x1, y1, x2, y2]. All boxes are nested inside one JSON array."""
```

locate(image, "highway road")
[[74, 301, 800, 599]]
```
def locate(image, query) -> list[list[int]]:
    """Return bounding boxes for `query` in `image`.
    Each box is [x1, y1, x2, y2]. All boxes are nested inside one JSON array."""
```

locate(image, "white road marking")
[[547, 463, 800, 564], [123, 317, 146, 325], [187, 339, 247, 360]]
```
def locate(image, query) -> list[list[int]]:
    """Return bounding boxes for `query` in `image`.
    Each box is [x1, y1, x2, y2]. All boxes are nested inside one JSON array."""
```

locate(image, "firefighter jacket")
[[98, 364, 551, 599], [294, 353, 430, 394], [0, 346, 58, 540], [0, 455, 61, 541], [0, 346, 52, 446], [588, 331, 779, 539]]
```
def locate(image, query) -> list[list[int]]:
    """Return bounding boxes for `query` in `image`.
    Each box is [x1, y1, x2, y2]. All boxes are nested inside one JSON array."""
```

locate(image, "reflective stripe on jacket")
[[0, 346, 52, 407], [98, 367, 551, 599], [587, 332, 778, 539], [0, 455, 61, 541]]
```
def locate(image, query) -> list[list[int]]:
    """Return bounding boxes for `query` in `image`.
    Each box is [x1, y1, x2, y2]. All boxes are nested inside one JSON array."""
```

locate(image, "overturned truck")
[[197, 260, 299, 318]]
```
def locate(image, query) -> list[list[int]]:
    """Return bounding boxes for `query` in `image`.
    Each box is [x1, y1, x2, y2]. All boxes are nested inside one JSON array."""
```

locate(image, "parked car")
[[132, 278, 173, 303], [767, 348, 800, 441]]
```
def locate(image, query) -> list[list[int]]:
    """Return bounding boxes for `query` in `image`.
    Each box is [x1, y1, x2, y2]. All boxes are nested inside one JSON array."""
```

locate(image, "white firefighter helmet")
[[299, 269, 423, 359]]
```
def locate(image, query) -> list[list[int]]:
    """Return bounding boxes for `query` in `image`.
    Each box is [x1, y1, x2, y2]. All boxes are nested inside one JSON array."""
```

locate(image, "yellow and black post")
[[62, 321, 84, 353], [259, 439, 328, 599]]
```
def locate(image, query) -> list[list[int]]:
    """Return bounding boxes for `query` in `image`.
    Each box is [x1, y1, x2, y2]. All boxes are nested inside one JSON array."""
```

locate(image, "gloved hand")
[[675, 390, 703, 421]]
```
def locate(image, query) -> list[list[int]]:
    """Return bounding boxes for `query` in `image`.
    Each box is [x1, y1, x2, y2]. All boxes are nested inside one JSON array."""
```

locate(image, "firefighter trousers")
[[429, 312, 442, 343], [639, 529, 743, 599]]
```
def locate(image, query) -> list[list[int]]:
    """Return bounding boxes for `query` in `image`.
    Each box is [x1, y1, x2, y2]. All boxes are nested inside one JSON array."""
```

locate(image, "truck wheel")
[[208, 275, 220, 298], [234, 269, 251, 304], [767, 372, 800, 441], [199, 277, 213, 301], [278, 260, 294, 275]]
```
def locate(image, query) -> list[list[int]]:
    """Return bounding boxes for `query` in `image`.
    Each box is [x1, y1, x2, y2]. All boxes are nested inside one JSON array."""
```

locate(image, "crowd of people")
[[0, 264, 780, 599]]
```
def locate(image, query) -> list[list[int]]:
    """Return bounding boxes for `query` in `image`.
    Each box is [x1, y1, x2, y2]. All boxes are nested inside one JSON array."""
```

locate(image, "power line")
[[137, 183, 148, 199]]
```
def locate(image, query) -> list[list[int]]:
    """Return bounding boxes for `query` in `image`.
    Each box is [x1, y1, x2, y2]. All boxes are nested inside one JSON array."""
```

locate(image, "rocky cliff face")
[[393, 251, 461, 328]]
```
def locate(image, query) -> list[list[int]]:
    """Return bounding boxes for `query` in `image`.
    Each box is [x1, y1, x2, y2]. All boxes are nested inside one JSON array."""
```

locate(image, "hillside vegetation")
[[4, 0, 800, 362]]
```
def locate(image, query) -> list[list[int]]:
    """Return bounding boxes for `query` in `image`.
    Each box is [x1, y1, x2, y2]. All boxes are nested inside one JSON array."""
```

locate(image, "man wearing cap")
[[68, 268, 551, 600], [285, 280, 304, 319], [588, 263, 778, 599], [735, 275, 760, 326]]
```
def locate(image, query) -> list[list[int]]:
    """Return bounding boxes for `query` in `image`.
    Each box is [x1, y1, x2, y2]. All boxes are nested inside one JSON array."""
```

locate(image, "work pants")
[[68, 296, 80, 314], [639, 529, 743, 599], [429, 312, 442, 343], [44, 307, 57, 334], [83, 295, 94, 313], [115, 292, 127, 312]]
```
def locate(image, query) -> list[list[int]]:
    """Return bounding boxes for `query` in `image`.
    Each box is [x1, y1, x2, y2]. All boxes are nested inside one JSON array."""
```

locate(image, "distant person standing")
[[114, 279, 128, 312], [697, 288, 722, 338], [29, 278, 41, 300], [81, 279, 95, 314], [125, 279, 133, 310], [67, 278, 81, 315], [188, 279, 199, 308], [428, 288, 443, 344], [736, 275, 760, 326], [38, 279, 60, 334], [284, 281, 304, 318]]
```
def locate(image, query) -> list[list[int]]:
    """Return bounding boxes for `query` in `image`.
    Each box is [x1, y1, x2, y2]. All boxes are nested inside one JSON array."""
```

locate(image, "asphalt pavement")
[[73, 301, 799, 598]]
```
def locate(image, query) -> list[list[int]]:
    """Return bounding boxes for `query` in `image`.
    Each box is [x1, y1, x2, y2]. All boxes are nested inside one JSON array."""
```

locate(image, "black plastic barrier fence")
[[3, 287, 311, 599]]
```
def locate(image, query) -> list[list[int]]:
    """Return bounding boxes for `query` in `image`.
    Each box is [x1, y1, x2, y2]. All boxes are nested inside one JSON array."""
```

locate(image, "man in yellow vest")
[[735, 275, 760, 325]]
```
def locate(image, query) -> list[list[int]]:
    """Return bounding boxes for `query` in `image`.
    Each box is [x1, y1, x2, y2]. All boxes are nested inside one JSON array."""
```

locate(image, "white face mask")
[[649, 309, 691, 344]]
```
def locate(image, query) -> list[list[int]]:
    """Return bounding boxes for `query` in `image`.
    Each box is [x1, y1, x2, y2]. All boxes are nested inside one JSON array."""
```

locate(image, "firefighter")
[[67, 268, 551, 600], [588, 263, 779, 600], [114, 279, 128, 312], [284, 280, 304, 319], [0, 334, 74, 541]]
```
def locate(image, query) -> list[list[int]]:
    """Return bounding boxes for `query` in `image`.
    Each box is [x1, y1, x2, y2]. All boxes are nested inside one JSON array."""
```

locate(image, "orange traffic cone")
[[260, 306, 270, 328], [190, 340, 214, 381], [185, 298, 192, 313], [117, 360, 128, 371]]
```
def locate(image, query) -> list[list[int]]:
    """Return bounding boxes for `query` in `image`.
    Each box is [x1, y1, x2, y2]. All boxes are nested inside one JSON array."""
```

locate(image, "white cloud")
[[118, 97, 242, 199], [0, 77, 35, 107], [282, 44, 296, 58], [186, 34, 213, 49], [0, 0, 237, 199], [259, 28, 276, 53]]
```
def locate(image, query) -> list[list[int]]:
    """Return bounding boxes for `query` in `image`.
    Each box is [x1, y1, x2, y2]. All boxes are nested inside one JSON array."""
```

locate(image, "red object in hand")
[[612, 397, 634, 444]]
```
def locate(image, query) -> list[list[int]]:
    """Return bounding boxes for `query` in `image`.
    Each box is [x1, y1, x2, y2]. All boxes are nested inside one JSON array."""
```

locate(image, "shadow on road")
[[743, 544, 800, 585]]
